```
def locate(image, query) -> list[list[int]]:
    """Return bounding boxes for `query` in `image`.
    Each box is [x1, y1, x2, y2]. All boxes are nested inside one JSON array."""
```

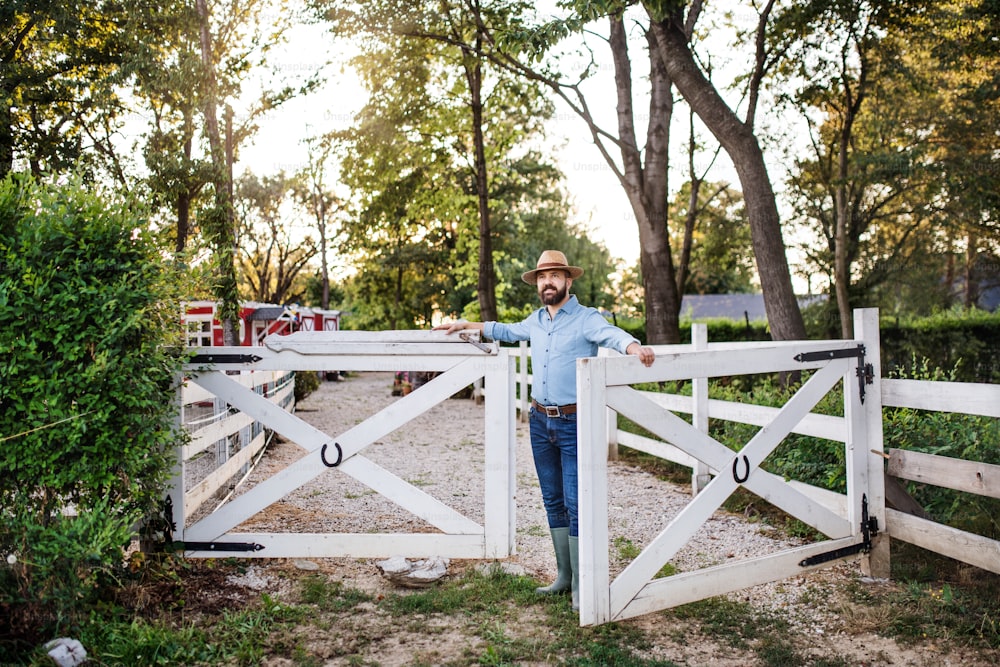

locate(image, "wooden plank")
[[483, 355, 516, 558], [184, 411, 253, 459], [184, 431, 266, 519], [605, 340, 861, 385], [886, 508, 1000, 574], [888, 448, 1000, 498], [639, 392, 848, 443], [185, 348, 482, 372], [882, 379, 1000, 418], [611, 537, 860, 622], [616, 431, 700, 469], [184, 532, 488, 559]]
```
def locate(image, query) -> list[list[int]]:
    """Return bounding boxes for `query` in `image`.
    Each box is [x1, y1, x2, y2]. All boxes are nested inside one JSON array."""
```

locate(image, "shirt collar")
[[540, 294, 580, 320]]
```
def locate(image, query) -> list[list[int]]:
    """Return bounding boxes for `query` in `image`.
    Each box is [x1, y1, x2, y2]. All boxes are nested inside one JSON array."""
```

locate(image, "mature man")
[[436, 250, 655, 609]]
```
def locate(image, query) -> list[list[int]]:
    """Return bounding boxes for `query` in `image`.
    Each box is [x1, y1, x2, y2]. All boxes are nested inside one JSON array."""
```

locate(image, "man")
[[436, 249, 655, 610]]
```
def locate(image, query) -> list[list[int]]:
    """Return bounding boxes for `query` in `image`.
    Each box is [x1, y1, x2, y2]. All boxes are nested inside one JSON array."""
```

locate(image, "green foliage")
[[0, 175, 188, 637], [883, 358, 1000, 537], [293, 371, 321, 403], [880, 309, 1000, 383]]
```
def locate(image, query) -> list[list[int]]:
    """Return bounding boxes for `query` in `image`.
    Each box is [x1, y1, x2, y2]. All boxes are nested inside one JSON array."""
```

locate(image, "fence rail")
[[178, 369, 295, 523]]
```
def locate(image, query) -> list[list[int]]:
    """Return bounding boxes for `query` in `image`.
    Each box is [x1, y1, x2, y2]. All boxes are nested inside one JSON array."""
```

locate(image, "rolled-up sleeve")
[[583, 310, 639, 354]]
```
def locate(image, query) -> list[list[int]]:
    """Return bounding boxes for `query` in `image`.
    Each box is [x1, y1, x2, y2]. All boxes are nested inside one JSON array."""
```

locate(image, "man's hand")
[[626, 342, 655, 367], [433, 321, 483, 335]]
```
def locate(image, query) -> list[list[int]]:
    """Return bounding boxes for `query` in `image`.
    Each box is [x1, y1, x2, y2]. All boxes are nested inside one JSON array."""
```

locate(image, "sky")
[[237, 3, 805, 282]]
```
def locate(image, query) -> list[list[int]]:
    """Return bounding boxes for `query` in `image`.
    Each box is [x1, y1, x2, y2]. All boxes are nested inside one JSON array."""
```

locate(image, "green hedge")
[[879, 310, 1000, 383], [0, 175, 188, 646]]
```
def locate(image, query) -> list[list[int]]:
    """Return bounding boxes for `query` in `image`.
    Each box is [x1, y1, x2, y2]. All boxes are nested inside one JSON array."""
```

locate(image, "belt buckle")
[[544, 405, 561, 418]]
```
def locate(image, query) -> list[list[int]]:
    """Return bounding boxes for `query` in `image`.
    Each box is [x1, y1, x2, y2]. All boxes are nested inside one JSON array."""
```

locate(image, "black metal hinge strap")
[[190, 353, 263, 364], [171, 541, 265, 552], [799, 493, 878, 567], [795, 344, 873, 403], [793, 344, 865, 363]]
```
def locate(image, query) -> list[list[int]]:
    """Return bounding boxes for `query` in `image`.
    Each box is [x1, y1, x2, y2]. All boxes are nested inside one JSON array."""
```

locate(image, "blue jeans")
[[529, 408, 579, 536]]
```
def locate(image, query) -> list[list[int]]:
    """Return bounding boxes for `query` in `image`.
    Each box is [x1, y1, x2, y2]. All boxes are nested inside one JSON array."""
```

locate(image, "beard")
[[538, 282, 567, 306]]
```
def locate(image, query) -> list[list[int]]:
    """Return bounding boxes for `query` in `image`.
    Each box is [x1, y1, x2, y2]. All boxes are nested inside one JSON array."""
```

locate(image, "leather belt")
[[532, 400, 577, 417]]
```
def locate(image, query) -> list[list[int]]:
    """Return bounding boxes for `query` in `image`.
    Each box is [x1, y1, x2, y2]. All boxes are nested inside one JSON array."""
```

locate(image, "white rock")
[[44, 638, 87, 667], [376, 555, 449, 588]]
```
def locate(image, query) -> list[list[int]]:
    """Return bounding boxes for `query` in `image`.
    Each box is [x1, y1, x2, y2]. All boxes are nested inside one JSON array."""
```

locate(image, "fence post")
[[691, 324, 711, 495], [577, 355, 610, 625], [599, 348, 620, 461], [484, 352, 517, 558], [518, 340, 529, 422], [854, 307, 890, 578], [161, 372, 187, 552]]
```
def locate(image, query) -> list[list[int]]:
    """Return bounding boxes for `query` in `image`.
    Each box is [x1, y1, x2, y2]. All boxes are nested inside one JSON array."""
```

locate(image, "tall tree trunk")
[[319, 198, 330, 309], [964, 229, 979, 309], [196, 0, 239, 345], [610, 14, 679, 344], [650, 14, 806, 341], [467, 27, 498, 322], [833, 131, 853, 339], [0, 97, 12, 179]]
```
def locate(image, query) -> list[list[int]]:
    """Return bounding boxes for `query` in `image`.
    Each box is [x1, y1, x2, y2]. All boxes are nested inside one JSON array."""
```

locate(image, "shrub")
[[294, 370, 321, 402], [0, 175, 188, 645]]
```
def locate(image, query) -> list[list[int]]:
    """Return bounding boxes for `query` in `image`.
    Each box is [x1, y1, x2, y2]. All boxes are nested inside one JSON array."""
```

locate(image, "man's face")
[[536, 269, 571, 306]]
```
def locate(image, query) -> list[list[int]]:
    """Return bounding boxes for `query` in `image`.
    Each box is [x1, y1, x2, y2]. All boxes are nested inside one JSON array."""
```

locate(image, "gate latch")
[[799, 493, 878, 567]]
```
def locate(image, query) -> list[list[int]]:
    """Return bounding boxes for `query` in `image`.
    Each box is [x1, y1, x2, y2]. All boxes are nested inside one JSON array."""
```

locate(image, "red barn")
[[183, 301, 342, 347]]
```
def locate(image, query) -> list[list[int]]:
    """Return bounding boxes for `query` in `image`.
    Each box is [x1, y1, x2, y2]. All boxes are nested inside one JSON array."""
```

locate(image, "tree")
[[780, 0, 1000, 326], [670, 180, 754, 295], [318, 0, 552, 322], [647, 2, 807, 341], [235, 171, 318, 305], [1, 1, 150, 180], [474, 5, 686, 342], [294, 135, 348, 309]]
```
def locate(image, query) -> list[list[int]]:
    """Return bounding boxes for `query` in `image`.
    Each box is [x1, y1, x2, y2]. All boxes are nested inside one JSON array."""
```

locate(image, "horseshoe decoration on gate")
[[732, 454, 751, 484], [320, 442, 343, 467]]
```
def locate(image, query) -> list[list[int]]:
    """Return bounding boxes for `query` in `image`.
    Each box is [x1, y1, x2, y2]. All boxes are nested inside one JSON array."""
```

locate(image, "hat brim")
[[521, 265, 584, 284]]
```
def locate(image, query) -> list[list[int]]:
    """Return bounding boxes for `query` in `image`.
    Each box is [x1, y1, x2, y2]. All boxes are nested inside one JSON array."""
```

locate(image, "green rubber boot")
[[535, 527, 572, 595], [568, 535, 580, 611]]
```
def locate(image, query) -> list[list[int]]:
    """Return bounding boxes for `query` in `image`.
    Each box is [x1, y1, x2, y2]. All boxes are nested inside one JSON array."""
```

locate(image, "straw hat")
[[520, 249, 585, 284]]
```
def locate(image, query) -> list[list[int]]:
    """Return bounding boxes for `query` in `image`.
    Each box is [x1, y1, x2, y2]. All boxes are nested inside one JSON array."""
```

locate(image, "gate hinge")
[[190, 353, 263, 365], [793, 344, 865, 364], [170, 541, 266, 553], [799, 493, 878, 567], [795, 344, 872, 403]]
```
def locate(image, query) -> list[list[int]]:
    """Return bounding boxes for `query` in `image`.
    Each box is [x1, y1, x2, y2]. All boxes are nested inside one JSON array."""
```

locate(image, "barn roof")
[[247, 306, 288, 321]]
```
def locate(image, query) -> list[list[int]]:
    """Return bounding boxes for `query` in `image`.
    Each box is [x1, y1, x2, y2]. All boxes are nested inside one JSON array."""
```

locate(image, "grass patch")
[[668, 597, 806, 666], [845, 545, 1000, 651]]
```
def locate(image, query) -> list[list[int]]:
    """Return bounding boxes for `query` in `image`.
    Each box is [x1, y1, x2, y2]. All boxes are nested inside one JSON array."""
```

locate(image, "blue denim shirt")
[[483, 295, 639, 406]]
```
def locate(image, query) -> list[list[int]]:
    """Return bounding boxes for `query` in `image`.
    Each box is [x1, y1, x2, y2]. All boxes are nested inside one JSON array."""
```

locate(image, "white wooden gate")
[[170, 330, 516, 559], [576, 309, 886, 625]]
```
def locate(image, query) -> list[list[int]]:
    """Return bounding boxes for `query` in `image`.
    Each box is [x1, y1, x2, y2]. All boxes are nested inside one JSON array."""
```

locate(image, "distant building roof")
[[680, 294, 825, 322], [247, 306, 288, 321]]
